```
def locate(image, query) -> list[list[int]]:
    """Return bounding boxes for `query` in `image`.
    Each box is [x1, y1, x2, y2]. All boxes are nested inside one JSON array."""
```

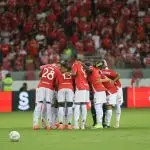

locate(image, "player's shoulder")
[[108, 68, 118, 75], [40, 64, 52, 69], [102, 68, 111, 73], [40, 64, 48, 70]]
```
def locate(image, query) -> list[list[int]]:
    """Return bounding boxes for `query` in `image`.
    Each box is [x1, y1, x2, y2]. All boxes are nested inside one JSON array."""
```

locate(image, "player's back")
[[72, 61, 89, 90], [88, 66, 106, 92], [38, 64, 60, 90], [101, 69, 121, 88], [57, 72, 73, 90], [100, 70, 117, 94]]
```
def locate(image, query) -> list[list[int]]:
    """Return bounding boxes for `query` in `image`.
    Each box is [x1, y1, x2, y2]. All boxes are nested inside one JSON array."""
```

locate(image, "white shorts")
[[74, 90, 89, 103], [116, 87, 123, 105], [106, 93, 117, 105], [94, 91, 106, 104], [36, 87, 54, 103], [58, 88, 74, 102]]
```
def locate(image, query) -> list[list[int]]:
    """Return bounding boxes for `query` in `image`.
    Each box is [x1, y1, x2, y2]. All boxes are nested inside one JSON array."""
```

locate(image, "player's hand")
[[96, 79, 102, 83], [110, 79, 114, 84]]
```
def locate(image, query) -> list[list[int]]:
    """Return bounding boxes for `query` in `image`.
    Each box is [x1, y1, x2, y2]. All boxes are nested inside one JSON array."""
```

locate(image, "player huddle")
[[33, 56, 123, 130]]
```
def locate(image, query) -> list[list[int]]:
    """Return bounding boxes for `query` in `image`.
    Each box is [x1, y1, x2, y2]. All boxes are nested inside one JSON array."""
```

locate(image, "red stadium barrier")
[[0, 92, 12, 112], [127, 87, 150, 108]]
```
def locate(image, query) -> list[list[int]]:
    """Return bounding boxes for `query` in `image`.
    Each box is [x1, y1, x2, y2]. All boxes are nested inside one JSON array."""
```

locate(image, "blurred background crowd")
[[0, 0, 149, 74]]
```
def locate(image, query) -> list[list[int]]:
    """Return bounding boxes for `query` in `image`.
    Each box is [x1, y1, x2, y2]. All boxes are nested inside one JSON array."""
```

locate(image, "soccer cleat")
[[33, 125, 40, 130], [67, 125, 73, 130], [55, 123, 59, 128], [51, 125, 57, 129], [81, 126, 85, 130], [103, 124, 107, 128], [92, 124, 103, 129], [73, 126, 80, 130], [104, 125, 110, 128], [80, 124, 85, 130], [64, 125, 68, 129], [114, 122, 120, 128], [58, 124, 64, 130], [47, 126, 52, 130]]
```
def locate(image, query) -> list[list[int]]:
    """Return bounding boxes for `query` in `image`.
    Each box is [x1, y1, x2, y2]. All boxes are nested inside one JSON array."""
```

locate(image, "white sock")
[[58, 107, 64, 124], [33, 102, 42, 126], [81, 104, 87, 127], [67, 107, 73, 124], [74, 104, 80, 127], [52, 107, 58, 126], [105, 109, 112, 126], [64, 106, 68, 125], [94, 103, 103, 125], [46, 103, 52, 127], [41, 104, 47, 122], [116, 104, 121, 123]]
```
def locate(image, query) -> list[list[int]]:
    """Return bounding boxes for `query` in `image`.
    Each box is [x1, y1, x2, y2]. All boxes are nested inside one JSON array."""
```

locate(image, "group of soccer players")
[[33, 56, 123, 130]]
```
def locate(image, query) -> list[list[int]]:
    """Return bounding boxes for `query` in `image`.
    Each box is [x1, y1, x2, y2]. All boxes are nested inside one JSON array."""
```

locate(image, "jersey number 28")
[[42, 68, 55, 80]]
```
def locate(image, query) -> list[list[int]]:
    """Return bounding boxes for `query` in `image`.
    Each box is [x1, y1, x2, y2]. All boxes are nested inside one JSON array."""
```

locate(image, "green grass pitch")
[[1, 109, 150, 150]]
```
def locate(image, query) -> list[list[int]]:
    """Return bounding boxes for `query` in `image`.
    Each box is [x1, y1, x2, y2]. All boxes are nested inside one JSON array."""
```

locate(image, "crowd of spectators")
[[0, 0, 149, 74]]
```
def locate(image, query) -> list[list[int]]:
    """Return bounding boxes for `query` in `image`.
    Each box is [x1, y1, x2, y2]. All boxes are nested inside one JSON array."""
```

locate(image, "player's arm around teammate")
[[100, 60, 123, 128], [84, 63, 109, 129], [95, 61, 121, 128]]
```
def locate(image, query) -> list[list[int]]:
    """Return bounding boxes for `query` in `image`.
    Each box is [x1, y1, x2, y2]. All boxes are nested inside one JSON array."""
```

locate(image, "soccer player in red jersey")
[[84, 63, 111, 129], [71, 57, 89, 129], [56, 61, 74, 130], [98, 60, 123, 128], [33, 63, 61, 130]]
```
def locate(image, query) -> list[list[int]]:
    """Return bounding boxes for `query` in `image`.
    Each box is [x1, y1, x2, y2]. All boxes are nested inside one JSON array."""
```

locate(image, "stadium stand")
[[0, 0, 149, 72]]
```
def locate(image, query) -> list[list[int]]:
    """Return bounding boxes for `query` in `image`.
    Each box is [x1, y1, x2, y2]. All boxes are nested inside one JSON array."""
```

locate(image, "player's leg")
[[102, 103, 107, 127], [90, 90, 97, 126], [105, 104, 112, 128], [66, 89, 74, 129], [45, 88, 54, 130], [51, 91, 58, 128], [94, 103, 103, 128], [58, 102, 65, 129], [41, 103, 47, 129], [115, 104, 121, 128], [33, 88, 45, 129], [64, 105, 68, 127], [51, 106, 58, 128], [80, 90, 89, 129], [74, 90, 81, 129], [81, 103, 87, 130], [57, 89, 65, 129], [74, 103, 80, 129], [93, 91, 106, 129], [115, 88, 123, 128], [105, 93, 117, 128], [66, 102, 73, 129], [91, 100, 97, 126]]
